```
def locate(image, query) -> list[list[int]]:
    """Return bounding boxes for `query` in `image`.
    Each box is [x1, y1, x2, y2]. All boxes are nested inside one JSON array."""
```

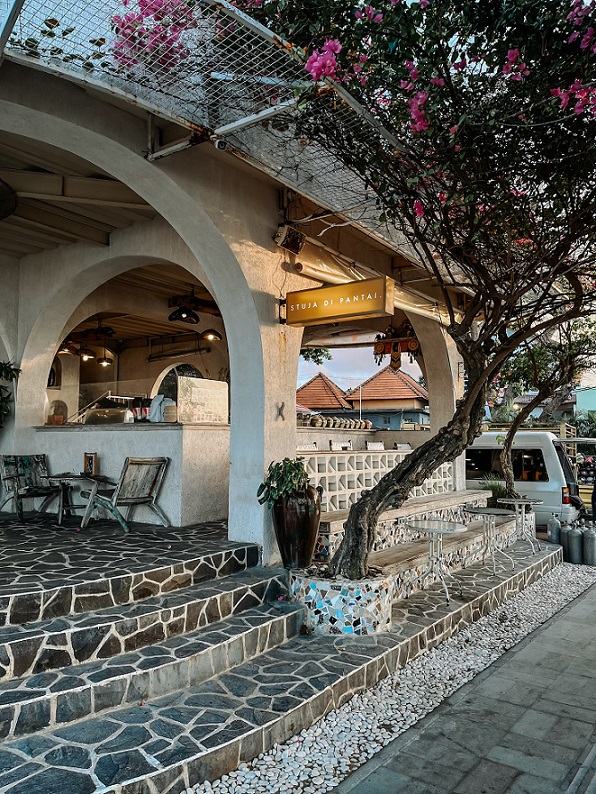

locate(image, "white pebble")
[[191, 564, 596, 794]]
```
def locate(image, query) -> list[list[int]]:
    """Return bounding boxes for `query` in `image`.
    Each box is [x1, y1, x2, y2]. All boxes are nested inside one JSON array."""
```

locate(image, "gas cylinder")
[[568, 524, 583, 564], [546, 514, 561, 545], [583, 526, 596, 566], [560, 521, 571, 561]]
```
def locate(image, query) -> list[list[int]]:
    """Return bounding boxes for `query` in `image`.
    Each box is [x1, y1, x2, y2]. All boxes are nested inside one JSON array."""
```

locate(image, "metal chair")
[[0, 454, 64, 522], [80, 457, 170, 532]]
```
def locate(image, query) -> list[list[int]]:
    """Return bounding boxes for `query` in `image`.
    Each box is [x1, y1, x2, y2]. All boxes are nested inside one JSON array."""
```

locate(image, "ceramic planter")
[[272, 485, 322, 568]]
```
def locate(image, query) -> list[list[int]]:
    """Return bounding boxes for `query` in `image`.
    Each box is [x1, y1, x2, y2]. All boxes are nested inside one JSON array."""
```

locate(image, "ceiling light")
[[78, 346, 95, 361], [57, 339, 76, 355], [95, 319, 116, 337], [201, 329, 222, 342], [168, 306, 200, 324], [97, 355, 112, 367]]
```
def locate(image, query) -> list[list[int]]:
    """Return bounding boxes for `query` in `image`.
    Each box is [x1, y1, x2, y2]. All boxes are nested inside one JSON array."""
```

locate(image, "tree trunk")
[[538, 384, 573, 421], [328, 352, 488, 579], [501, 374, 574, 495], [499, 400, 540, 497]]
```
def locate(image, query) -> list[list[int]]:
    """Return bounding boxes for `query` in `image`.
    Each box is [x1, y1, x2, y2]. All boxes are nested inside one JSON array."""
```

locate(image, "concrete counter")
[[33, 424, 230, 526]]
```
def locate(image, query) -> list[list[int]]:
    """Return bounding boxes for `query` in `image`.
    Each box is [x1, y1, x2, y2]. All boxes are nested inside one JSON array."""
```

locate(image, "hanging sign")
[[285, 276, 395, 327]]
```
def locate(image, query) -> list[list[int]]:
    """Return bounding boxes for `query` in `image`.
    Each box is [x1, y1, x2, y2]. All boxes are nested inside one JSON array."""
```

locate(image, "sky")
[[297, 346, 423, 391]]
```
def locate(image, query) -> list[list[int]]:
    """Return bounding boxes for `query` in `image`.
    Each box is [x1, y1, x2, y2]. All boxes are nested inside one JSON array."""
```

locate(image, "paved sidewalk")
[[336, 583, 596, 794]]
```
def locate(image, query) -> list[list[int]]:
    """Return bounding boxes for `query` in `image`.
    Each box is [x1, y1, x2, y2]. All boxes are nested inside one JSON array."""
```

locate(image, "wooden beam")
[[22, 199, 117, 233], [0, 141, 83, 176], [0, 169, 149, 209], [12, 204, 110, 245], [3, 216, 79, 245]]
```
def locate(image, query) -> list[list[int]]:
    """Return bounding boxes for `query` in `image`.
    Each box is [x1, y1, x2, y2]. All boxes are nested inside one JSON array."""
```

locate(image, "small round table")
[[407, 519, 467, 603], [463, 506, 516, 575], [497, 497, 543, 554], [49, 472, 113, 524]]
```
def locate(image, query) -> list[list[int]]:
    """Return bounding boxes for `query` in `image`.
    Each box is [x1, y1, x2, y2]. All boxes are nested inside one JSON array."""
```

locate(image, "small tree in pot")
[[258, 457, 322, 569]]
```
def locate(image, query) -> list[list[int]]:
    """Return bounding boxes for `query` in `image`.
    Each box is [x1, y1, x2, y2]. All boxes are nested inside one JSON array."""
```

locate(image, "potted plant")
[[257, 457, 322, 568], [0, 361, 20, 429]]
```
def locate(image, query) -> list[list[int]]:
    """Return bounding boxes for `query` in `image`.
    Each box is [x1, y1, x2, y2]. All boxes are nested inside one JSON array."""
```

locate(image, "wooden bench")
[[369, 516, 516, 576]]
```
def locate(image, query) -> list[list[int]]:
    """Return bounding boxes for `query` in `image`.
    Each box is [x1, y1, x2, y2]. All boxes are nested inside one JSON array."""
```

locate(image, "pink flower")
[[581, 27, 594, 50], [322, 38, 341, 54], [449, 125, 458, 135], [408, 91, 429, 132], [438, 192, 447, 204], [430, 77, 445, 86], [419, 0, 430, 7], [413, 200, 425, 217]]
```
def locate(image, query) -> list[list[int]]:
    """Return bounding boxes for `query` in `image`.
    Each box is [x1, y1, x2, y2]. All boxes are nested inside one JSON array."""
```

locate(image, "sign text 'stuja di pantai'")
[[285, 276, 395, 327]]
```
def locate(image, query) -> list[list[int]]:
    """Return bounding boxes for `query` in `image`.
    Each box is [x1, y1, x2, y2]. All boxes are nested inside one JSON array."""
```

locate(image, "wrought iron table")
[[407, 519, 467, 603], [49, 473, 113, 525], [497, 497, 543, 554], [464, 505, 516, 575]]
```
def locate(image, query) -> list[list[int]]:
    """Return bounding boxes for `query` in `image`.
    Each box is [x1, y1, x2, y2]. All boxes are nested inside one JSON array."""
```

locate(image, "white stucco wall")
[[33, 424, 230, 526]]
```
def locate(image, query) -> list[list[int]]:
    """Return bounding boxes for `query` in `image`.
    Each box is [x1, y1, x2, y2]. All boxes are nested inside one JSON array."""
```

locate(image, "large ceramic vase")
[[272, 485, 322, 569]]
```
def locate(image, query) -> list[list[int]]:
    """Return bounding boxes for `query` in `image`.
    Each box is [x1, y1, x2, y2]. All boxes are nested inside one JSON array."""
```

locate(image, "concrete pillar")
[[408, 314, 467, 490]]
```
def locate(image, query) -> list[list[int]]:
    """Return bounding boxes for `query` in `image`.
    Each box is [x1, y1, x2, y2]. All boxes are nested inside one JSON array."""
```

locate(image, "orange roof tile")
[[296, 373, 351, 410], [346, 367, 428, 403]]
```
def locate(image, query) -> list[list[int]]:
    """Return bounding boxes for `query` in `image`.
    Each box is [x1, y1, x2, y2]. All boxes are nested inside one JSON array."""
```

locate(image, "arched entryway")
[[0, 68, 305, 561]]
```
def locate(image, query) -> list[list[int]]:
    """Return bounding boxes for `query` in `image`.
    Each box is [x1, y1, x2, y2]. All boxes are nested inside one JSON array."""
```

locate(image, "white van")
[[465, 431, 581, 526]]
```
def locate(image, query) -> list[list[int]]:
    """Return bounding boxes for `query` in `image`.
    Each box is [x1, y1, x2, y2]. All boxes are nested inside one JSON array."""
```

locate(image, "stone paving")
[[336, 576, 596, 794], [0, 567, 286, 679], [0, 539, 561, 794], [0, 514, 258, 624], [0, 601, 303, 739]]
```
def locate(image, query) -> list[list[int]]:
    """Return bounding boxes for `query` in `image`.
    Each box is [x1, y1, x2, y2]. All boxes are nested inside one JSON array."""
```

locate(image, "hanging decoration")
[[373, 320, 420, 369]]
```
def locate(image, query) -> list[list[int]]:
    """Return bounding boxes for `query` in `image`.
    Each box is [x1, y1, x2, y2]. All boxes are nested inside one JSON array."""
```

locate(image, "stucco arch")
[[16, 249, 210, 431], [0, 65, 300, 559], [150, 364, 204, 399]]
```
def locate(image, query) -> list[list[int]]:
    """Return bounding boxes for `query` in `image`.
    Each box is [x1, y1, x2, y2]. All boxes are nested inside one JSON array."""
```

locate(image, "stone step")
[[0, 568, 287, 681], [0, 537, 260, 627], [0, 543, 561, 794], [0, 601, 304, 741]]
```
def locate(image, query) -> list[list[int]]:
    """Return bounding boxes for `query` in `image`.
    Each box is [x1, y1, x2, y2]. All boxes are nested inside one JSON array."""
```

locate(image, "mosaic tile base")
[[0, 515, 258, 626], [302, 519, 517, 635], [0, 543, 560, 794], [289, 574, 392, 635]]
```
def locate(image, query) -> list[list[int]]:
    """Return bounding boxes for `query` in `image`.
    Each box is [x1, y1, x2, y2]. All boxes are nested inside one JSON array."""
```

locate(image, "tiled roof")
[[346, 367, 428, 402], [296, 373, 351, 410], [296, 402, 316, 414]]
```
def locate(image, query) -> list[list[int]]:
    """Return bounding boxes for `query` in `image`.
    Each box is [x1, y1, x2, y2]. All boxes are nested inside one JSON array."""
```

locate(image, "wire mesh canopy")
[[1, 0, 414, 259]]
